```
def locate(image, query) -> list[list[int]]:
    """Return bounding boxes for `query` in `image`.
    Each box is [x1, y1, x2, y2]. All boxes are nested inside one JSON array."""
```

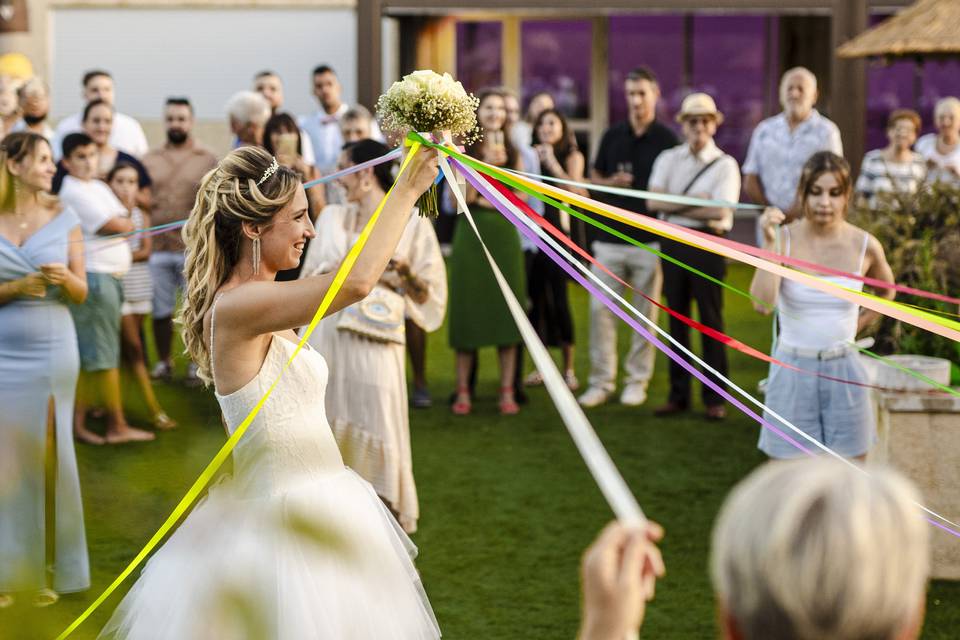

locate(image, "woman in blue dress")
[[0, 132, 89, 606]]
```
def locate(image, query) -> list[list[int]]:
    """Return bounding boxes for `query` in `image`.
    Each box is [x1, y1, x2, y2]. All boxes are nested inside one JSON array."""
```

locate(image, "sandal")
[[523, 370, 544, 387], [32, 588, 58, 607], [451, 387, 472, 416], [152, 411, 178, 430], [498, 387, 520, 416], [564, 370, 580, 391]]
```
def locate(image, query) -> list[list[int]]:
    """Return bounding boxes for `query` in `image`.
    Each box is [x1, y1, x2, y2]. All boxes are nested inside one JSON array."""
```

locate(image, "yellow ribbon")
[[413, 137, 960, 342], [55, 142, 422, 640]]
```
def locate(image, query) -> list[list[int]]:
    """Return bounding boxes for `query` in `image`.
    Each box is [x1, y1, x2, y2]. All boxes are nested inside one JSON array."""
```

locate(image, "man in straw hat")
[[646, 92, 741, 421]]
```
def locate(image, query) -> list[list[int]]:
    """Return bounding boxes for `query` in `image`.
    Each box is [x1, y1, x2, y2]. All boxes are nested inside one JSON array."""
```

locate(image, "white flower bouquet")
[[376, 70, 480, 217]]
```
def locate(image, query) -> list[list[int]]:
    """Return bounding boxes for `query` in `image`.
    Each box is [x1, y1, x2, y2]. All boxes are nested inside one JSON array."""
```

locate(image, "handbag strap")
[[663, 155, 726, 218], [680, 155, 725, 196]]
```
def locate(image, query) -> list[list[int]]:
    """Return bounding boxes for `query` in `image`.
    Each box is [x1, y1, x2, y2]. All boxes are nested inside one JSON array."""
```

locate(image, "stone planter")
[[868, 390, 960, 580]]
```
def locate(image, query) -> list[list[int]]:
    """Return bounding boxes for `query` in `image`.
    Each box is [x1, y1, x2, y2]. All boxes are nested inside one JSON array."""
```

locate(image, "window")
[[456, 21, 502, 93]]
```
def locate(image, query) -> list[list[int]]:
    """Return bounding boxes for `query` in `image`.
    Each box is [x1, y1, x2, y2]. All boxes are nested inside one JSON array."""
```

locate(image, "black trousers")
[[660, 237, 728, 407]]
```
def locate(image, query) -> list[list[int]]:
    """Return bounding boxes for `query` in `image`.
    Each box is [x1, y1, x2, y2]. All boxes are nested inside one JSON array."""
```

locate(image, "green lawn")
[[4, 264, 958, 639]]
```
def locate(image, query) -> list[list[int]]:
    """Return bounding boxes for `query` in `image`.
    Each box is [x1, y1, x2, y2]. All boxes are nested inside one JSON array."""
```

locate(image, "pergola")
[[838, 0, 960, 59]]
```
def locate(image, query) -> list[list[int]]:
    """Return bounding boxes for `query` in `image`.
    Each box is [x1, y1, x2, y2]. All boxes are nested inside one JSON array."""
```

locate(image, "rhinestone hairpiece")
[[257, 157, 279, 186]]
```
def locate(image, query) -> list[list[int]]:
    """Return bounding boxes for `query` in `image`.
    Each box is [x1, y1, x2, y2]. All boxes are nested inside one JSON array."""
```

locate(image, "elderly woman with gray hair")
[[577, 457, 929, 640], [225, 90, 271, 148], [916, 96, 960, 185]]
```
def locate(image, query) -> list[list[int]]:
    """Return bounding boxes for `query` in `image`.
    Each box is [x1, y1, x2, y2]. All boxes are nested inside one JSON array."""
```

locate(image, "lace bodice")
[[210, 299, 345, 496]]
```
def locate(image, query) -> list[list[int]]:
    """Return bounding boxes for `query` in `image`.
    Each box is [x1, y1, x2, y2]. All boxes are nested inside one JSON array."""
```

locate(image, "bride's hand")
[[398, 146, 440, 197]]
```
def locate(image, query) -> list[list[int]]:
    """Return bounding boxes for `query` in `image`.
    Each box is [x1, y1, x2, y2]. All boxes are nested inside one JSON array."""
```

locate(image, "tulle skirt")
[[98, 468, 440, 639]]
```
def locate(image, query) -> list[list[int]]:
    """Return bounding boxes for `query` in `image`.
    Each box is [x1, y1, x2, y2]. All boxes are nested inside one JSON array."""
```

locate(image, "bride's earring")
[[252, 236, 261, 276]]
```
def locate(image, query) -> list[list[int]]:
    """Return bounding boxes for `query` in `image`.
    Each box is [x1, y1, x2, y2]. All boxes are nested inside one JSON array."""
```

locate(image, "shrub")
[[850, 180, 960, 367]]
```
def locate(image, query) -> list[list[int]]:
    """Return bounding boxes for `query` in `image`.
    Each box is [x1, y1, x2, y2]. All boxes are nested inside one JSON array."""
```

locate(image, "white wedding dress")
[[98, 299, 441, 639]]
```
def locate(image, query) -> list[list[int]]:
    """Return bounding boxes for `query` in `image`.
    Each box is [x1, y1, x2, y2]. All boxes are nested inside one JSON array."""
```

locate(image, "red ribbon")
[[483, 175, 943, 395]]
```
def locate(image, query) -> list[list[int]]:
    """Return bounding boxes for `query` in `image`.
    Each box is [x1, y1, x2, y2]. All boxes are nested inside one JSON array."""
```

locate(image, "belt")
[[776, 342, 853, 361]]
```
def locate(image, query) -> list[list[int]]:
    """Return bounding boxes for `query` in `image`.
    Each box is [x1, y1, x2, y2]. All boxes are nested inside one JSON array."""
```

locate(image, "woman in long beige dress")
[[301, 139, 446, 533]]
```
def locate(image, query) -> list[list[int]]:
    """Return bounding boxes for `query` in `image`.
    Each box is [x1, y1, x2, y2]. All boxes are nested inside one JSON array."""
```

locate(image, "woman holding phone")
[[263, 112, 326, 280], [447, 88, 526, 416]]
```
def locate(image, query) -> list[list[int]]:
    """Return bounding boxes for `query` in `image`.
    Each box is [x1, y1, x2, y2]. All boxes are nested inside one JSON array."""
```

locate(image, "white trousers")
[[587, 241, 662, 393]]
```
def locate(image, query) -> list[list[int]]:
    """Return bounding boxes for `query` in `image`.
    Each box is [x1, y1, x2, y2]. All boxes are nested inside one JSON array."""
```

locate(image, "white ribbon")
[[439, 153, 646, 527], [452, 158, 960, 536]]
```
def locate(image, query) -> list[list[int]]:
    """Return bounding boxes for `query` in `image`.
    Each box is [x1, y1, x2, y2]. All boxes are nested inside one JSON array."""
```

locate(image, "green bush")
[[850, 181, 960, 364]]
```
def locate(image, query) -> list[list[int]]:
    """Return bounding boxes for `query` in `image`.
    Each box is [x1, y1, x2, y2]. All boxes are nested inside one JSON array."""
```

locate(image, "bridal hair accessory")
[[252, 236, 261, 275], [257, 156, 279, 186]]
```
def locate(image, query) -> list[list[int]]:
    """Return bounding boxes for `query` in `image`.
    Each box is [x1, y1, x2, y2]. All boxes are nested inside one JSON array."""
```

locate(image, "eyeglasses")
[[684, 116, 714, 126]]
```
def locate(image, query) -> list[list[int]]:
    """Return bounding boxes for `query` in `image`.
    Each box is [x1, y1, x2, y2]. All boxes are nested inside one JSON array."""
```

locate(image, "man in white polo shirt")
[[646, 92, 741, 421], [52, 70, 148, 161], [300, 65, 383, 206], [59, 132, 155, 445]]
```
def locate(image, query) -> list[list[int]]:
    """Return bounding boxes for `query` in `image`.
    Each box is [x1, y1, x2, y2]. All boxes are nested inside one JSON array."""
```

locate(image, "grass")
[[4, 263, 958, 639]]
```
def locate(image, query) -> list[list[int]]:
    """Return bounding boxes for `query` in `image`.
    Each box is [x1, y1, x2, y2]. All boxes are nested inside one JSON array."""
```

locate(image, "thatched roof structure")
[[837, 0, 960, 58]]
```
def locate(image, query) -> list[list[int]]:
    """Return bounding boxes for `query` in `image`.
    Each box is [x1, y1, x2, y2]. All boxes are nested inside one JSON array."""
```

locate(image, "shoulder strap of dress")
[[209, 293, 224, 391], [782, 225, 791, 256], [857, 231, 869, 274]]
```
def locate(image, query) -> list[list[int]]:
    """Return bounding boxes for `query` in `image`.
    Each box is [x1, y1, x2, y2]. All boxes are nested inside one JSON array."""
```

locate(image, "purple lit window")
[[691, 16, 769, 163], [865, 13, 960, 152], [608, 16, 684, 127], [608, 15, 773, 163], [456, 21, 502, 94], [520, 20, 592, 119]]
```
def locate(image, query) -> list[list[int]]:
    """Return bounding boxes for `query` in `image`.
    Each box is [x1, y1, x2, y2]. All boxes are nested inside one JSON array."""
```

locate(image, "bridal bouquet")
[[376, 70, 480, 217]]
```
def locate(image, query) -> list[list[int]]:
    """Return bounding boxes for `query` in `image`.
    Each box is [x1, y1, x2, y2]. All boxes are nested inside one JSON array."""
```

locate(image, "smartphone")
[[277, 132, 299, 158]]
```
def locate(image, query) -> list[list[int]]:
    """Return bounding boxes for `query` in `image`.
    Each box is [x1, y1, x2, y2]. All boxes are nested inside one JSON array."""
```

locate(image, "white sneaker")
[[184, 362, 202, 388], [578, 386, 610, 408], [150, 361, 171, 380], [620, 383, 648, 406]]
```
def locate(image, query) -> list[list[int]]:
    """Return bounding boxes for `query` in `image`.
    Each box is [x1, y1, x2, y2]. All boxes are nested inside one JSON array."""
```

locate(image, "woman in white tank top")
[[749, 152, 895, 461]]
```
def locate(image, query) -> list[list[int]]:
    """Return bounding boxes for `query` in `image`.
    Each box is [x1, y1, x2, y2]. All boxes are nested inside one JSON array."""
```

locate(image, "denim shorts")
[[759, 344, 875, 459], [149, 251, 185, 319], [69, 272, 124, 372]]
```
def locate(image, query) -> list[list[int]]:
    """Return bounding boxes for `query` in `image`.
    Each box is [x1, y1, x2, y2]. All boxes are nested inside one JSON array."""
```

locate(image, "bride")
[[98, 145, 441, 639]]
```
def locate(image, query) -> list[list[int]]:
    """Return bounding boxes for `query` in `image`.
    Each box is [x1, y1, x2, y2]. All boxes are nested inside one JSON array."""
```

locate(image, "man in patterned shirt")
[[742, 67, 842, 239]]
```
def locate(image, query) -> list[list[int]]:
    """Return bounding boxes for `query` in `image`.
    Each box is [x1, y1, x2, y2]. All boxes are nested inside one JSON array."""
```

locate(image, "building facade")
[[2, 1, 957, 164]]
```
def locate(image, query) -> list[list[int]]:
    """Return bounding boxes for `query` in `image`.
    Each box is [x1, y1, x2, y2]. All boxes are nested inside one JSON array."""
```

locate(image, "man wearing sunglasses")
[[646, 92, 741, 421]]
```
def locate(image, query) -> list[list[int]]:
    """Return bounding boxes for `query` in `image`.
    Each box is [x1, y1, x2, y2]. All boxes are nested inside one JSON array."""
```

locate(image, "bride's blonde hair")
[[179, 146, 300, 385]]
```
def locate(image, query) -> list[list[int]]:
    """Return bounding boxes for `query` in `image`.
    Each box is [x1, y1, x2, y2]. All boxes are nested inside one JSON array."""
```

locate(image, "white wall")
[[49, 7, 359, 121]]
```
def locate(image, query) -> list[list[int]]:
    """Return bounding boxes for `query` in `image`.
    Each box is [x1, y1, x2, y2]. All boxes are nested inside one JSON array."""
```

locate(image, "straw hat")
[[676, 92, 724, 125], [0, 53, 33, 81]]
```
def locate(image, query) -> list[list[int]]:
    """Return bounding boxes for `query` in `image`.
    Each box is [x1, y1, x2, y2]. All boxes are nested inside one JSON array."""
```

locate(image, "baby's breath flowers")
[[377, 70, 480, 217]]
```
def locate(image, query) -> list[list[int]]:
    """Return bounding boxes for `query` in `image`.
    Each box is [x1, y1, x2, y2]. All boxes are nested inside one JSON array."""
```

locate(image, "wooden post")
[[590, 17, 609, 162], [830, 0, 867, 173], [502, 16, 521, 91], [357, 0, 383, 110]]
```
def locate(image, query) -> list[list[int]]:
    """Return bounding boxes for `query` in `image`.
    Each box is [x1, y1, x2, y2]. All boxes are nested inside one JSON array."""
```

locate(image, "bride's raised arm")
[[226, 148, 437, 337], [179, 145, 438, 378]]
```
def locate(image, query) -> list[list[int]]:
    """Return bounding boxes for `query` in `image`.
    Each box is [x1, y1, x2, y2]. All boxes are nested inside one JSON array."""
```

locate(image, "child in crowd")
[[108, 162, 176, 430], [58, 133, 154, 444]]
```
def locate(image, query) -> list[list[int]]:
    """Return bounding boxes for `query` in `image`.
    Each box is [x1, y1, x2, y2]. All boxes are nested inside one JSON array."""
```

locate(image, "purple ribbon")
[[451, 158, 812, 456], [303, 147, 403, 189]]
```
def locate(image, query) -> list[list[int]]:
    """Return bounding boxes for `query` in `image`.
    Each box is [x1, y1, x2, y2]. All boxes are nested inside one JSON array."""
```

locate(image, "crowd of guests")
[[0, 61, 439, 602], [0, 53, 956, 614]]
